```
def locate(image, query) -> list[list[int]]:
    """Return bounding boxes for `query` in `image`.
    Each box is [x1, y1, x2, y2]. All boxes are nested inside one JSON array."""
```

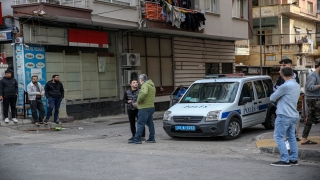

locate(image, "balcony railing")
[[250, 43, 313, 54], [300, 8, 317, 17], [13, 0, 89, 9]]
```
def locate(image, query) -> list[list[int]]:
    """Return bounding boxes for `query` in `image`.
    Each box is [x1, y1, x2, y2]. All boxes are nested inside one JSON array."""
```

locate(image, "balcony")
[[252, 4, 320, 21], [12, 0, 92, 22], [142, 1, 204, 33], [250, 43, 312, 55]]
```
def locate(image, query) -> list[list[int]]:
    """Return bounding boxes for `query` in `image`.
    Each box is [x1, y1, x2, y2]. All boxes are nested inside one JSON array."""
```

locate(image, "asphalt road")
[[0, 120, 319, 180]]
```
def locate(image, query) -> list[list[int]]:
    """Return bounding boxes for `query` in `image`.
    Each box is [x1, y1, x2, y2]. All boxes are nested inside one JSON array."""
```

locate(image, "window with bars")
[[222, 63, 233, 74]]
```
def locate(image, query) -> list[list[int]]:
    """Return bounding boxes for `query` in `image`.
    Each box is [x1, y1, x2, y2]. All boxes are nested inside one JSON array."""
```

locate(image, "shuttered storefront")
[[173, 37, 235, 86]]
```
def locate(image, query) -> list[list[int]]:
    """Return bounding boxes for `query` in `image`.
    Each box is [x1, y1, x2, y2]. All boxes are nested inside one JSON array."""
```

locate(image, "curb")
[[108, 116, 163, 125], [259, 146, 320, 162]]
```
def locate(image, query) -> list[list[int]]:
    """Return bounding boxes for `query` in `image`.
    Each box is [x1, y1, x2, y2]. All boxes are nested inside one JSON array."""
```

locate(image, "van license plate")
[[175, 126, 196, 131]]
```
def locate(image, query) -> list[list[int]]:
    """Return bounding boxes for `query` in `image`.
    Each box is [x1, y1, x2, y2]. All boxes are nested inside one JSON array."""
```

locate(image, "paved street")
[[1, 120, 320, 180]]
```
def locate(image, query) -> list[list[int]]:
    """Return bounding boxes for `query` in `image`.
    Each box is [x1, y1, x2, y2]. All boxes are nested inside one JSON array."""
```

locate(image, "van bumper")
[[163, 120, 226, 137]]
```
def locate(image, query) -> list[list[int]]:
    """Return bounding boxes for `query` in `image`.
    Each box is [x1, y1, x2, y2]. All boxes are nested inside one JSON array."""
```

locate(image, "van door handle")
[[254, 102, 257, 104]]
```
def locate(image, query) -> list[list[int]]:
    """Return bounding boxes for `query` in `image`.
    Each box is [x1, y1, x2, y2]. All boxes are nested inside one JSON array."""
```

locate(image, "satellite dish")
[[129, 54, 137, 65]]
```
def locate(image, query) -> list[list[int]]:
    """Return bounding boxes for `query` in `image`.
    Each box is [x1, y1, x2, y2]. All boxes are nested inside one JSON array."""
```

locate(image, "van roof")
[[195, 75, 271, 83]]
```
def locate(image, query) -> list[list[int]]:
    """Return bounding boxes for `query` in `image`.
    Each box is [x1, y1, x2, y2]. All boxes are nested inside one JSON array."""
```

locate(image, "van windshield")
[[180, 82, 239, 103]]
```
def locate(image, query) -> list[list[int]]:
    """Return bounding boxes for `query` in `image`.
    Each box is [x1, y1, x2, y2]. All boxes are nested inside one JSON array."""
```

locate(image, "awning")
[[0, 27, 12, 41]]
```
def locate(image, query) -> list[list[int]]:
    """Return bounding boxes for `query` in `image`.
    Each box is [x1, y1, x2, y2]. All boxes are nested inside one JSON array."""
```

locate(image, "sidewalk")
[[0, 111, 166, 130], [256, 122, 320, 162]]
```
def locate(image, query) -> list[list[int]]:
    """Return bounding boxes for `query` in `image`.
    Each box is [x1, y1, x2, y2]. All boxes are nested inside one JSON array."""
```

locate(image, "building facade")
[[236, 0, 320, 82], [3, 0, 251, 120]]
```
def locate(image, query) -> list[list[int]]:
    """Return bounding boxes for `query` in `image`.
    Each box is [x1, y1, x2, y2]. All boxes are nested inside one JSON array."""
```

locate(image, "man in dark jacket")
[[0, 69, 18, 123], [123, 79, 145, 141], [44, 74, 64, 124], [273, 58, 300, 141]]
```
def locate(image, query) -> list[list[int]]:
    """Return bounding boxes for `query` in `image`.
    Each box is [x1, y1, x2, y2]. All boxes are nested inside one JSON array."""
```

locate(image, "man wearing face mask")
[[44, 74, 64, 124]]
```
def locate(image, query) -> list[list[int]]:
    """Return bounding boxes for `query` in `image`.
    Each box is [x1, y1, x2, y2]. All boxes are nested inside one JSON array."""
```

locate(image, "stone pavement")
[[256, 122, 320, 162]]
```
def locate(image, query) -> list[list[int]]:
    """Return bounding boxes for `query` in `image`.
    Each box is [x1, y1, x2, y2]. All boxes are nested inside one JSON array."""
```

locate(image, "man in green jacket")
[[129, 74, 156, 144]]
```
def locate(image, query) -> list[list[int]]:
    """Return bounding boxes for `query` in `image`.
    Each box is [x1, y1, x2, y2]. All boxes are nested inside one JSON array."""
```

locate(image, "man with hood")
[[44, 74, 64, 124], [129, 74, 156, 144], [0, 69, 18, 123]]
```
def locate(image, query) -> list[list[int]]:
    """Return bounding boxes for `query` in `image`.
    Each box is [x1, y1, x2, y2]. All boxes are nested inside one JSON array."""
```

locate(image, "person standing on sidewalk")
[[301, 61, 320, 145], [128, 74, 156, 144], [27, 75, 45, 126], [270, 67, 300, 167], [123, 79, 145, 141], [0, 69, 18, 123], [273, 58, 301, 141], [44, 75, 64, 124]]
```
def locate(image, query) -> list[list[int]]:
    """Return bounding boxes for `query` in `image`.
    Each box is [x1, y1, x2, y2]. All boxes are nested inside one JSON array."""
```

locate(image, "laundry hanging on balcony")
[[160, 0, 206, 31]]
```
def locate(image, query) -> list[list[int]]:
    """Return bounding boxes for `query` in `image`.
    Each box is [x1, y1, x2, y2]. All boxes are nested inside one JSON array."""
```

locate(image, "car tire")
[[264, 110, 276, 129], [223, 118, 242, 140]]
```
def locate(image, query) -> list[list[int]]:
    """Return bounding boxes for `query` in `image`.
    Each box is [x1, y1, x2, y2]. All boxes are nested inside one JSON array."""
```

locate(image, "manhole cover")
[[4, 143, 22, 146]]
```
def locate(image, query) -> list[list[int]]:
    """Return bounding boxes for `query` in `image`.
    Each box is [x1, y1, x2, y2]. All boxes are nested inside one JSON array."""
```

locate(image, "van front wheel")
[[264, 110, 276, 129], [223, 118, 242, 140]]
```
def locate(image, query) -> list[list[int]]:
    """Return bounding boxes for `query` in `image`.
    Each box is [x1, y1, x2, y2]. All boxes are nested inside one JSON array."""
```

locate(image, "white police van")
[[163, 75, 276, 140]]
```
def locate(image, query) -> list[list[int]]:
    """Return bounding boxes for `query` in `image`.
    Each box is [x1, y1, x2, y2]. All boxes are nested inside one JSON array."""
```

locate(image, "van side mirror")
[[241, 97, 252, 105]]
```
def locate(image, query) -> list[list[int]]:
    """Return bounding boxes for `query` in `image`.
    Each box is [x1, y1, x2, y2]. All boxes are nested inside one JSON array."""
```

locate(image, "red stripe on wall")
[[68, 29, 108, 48]]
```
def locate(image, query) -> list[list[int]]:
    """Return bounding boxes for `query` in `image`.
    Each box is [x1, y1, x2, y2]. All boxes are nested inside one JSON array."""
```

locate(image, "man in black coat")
[[123, 79, 145, 141], [44, 74, 64, 124], [0, 69, 18, 123]]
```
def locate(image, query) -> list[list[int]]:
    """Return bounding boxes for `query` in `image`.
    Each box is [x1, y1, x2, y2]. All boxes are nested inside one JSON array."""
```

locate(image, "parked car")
[[163, 75, 276, 140]]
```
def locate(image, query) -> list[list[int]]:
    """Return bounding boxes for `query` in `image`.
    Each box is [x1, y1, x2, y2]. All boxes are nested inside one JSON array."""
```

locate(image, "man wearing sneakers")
[[270, 67, 300, 167], [27, 75, 45, 126], [44, 75, 64, 124], [0, 69, 18, 123], [128, 74, 156, 144]]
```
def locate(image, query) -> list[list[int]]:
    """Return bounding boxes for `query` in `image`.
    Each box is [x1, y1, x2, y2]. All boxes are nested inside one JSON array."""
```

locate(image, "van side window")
[[254, 80, 266, 99], [239, 82, 254, 103], [262, 79, 273, 97]]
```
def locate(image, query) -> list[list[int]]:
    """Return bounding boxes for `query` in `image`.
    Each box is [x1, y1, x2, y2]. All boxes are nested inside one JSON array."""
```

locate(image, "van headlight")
[[163, 111, 172, 121], [205, 111, 221, 121]]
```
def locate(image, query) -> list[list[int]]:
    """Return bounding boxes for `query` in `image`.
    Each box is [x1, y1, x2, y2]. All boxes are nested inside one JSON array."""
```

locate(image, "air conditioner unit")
[[123, 70, 141, 86], [122, 53, 140, 67]]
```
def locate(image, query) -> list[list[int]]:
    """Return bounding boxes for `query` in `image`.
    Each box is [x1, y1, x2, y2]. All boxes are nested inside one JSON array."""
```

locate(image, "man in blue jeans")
[[44, 75, 64, 124], [128, 74, 156, 144], [270, 67, 300, 167]]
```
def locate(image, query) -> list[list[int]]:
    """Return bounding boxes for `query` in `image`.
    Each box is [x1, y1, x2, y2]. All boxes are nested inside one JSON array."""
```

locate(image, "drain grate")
[[4, 143, 22, 146]]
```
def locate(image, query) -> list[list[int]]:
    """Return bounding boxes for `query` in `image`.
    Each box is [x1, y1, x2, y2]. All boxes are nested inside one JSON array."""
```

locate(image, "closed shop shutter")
[[173, 37, 235, 87]]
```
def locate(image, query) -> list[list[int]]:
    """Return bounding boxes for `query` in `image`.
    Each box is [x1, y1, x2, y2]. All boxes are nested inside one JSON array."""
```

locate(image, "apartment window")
[[252, 0, 275, 6], [233, 0, 247, 18], [257, 30, 272, 45], [294, 28, 301, 43], [308, 2, 313, 14], [205, 0, 219, 13], [222, 63, 233, 74], [205, 63, 220, 74]]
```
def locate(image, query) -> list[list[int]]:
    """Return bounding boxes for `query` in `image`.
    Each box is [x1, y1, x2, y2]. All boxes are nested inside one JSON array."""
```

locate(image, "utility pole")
[[259, 0, 262, 75], [279, 0, 283, 60]]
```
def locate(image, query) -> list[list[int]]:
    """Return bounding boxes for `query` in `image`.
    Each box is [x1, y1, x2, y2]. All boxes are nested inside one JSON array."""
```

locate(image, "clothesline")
[[145, 1, 201, 14]]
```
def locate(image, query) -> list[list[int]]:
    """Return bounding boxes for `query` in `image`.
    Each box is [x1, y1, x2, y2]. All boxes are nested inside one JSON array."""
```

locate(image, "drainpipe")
[[138, 0, 143, 29], [279, 0, 283, 59]]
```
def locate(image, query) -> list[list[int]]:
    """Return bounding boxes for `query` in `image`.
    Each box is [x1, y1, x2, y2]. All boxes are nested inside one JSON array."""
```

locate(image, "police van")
[[163, 74, 276, 140]]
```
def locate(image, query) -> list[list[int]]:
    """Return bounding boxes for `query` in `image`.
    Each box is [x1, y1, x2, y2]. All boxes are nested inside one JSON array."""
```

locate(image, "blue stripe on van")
[[221, 109, 241, 119], [258, 104, 269, 111]]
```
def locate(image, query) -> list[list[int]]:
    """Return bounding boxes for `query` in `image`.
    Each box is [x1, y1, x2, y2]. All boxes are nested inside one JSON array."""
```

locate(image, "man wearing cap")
[[273, 58, 301, 141], [0, 69, 18, 123], [301, 61, 320, 145]]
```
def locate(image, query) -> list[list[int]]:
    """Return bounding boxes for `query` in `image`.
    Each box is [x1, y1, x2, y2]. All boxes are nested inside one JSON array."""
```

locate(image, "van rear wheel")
[[264, 110, 276, 129], [223, 118, 242, 140]]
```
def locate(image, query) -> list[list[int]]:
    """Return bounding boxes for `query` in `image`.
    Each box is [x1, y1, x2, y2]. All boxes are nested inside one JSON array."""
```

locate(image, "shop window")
[[205, 0, 219, 13], [222, 63, 233, 74], [205, 63, 220, 74], [131, 35, 173, 95]]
